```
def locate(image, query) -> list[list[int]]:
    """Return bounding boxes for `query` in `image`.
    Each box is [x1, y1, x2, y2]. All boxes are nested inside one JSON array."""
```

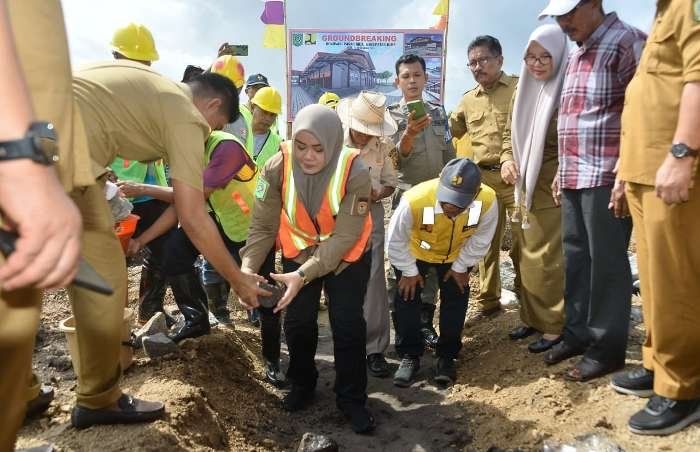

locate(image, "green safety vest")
[[255, 130, 282, 169], [111, 157, 168, 202], [240, 104, 254, 156], [205, 131, 258, 243]]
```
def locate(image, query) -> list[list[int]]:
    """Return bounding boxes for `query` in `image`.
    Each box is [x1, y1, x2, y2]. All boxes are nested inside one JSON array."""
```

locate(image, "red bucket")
[[115, 214, 140, 252]]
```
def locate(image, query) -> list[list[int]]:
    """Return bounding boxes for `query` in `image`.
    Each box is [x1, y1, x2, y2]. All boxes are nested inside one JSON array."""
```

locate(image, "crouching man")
[[388, 159, 498, 387]]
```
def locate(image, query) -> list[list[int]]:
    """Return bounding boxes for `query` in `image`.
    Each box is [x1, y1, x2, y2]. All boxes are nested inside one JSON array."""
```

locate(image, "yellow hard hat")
[[251, 87, 282, 115], [318, 92, 340, 109], [111, 23, 159, 62], [210, 55, 245, 89]]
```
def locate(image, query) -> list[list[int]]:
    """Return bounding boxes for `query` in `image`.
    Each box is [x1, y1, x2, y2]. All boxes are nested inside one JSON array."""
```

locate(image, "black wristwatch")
[[670, 143, 699, 159], [0, 122, 59, 165]]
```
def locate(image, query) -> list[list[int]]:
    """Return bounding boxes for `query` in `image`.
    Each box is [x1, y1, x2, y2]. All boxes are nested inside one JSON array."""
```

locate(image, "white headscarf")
[[511, 24, 568, 218]]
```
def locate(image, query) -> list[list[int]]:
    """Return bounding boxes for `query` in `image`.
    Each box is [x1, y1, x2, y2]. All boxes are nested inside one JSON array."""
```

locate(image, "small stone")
[[142, 333, 178, 358], [297, 433, 338, 452], [48, 356, 73, 372], [492, 384, 502, 393], [60, 404, 71, 413]]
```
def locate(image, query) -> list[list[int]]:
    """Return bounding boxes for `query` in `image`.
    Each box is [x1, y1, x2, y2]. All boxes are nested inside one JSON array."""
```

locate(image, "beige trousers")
[[627, 181, 700, 399]]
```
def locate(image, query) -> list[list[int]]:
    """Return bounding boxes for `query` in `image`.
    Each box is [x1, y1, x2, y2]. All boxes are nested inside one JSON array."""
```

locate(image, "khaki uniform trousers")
[[0, 287, 41, 452], [627, 180, 700, 400], [477, 170, 521, 310], [364, 202, 390, 355]]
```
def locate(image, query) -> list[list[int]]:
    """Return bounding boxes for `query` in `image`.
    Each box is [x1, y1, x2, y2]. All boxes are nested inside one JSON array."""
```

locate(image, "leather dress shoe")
[[71, 394, 165, 429], [528, 336, 562, 353], [543, 341, 585, 365], [25, 385, 54, 418], [282, 386, 315, 412], [339, 403, 376, 434], [509, 325, 538, 340]]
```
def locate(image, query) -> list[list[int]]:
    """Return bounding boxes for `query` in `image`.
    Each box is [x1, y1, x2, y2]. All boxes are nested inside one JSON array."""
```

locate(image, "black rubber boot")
[[420, 303, 439, 349], [203, 281, 233, 327], [167, 272, 211, 343], [137, 263, 176, 328]]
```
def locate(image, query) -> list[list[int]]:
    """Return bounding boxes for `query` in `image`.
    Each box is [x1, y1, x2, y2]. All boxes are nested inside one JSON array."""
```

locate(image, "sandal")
[[564, 357, 624, 382]]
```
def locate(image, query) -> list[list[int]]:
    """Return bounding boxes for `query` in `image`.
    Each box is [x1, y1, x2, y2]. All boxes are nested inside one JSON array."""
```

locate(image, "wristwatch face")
[[671, 143, 698, 158]]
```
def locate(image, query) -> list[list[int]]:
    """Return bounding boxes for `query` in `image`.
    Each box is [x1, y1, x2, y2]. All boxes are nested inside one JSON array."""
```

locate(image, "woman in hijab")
[[240, 104, 375, 434], [501, 24, 568, 353]]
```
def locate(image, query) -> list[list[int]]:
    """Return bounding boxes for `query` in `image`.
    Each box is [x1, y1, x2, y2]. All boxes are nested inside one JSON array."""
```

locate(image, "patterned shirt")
[[558, 13, 647, 189]]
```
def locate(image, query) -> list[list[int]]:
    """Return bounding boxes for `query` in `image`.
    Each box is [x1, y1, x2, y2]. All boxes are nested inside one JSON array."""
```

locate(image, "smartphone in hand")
[[406, 100, 427, 120]]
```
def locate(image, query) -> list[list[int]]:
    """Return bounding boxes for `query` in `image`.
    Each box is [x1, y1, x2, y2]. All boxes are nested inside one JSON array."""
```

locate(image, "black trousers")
[[161, 213, 281, 361], [394, 261, 469, 360], [132, 199, 172, 271], [282, 252, 370, 408], [561, 187, 632, 364]]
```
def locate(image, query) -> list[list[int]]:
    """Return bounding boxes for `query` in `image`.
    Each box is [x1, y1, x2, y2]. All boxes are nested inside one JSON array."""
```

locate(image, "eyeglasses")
[[524, 54, 553, 66], [468, 56, 494, 69], [555, 0, 589, 22]]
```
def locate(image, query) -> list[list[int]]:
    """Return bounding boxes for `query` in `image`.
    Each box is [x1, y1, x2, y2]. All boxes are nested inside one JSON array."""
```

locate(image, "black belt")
[[478, 163, 501, 171]]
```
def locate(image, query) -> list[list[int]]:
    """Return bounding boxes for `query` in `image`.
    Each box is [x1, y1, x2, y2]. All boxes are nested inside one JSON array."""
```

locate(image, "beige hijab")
[[511, 24, 568, 220], [291, 104, 345, 217]]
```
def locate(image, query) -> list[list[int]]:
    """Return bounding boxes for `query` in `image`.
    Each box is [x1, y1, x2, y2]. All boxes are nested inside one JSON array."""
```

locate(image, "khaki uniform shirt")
[[449, 72, 518, 166], [343, 130, 398, 193], [73, 61, 211, 189], [619, 0, 700, 185], [388, 99, 455, 188], [240, 153, 371, 282]]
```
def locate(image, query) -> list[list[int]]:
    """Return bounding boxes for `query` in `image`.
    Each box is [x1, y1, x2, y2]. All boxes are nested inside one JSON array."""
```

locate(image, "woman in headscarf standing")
[[240, 104, 375, 434], [500, 24, 568, 353]]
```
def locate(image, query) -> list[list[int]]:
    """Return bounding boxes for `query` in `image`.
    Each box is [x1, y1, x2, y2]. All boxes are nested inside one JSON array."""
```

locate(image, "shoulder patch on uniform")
[[694, 0, 700, 22], [254, 177, 269, 200], [351, 195, 369, 216]]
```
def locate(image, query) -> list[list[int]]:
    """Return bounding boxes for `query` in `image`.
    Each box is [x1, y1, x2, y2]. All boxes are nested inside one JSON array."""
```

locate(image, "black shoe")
[[509, 325, 538, 340], [629, 396, 700, 436], [367, 353, 391, 378], [528, 336, 562, 353], [25, 385, 54, 418], [281, 386, 315, 412], [611, 367, 654, 397], [167, 272, 211, 343], [393, 356, 420, 388], [71, 394, 165, 429], [434, 357, 457, 386], [543, 341, 585, 365], [265, 359, 287, 388], [339, 404, 376, 434]]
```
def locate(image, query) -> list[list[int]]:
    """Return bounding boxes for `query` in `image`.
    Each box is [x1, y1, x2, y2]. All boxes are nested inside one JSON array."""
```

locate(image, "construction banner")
[[287, 29, 445, 121]]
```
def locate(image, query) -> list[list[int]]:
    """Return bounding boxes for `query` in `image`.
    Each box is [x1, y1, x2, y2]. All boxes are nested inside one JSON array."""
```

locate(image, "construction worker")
[[388, 159, 498, 387], [611, 0, 700, 435], [318, 91, 341, 110], [1, 1, 83, 448], [449, 35, 520, 322], [388, 53, 456, 349], [337, 91, 398, 378], [106, 23, 176, 326], [240, 104, 376, 434]]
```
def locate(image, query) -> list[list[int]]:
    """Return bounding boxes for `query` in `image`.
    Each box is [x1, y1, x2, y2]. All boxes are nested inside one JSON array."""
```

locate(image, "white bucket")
[[58, 308, 135, 375]]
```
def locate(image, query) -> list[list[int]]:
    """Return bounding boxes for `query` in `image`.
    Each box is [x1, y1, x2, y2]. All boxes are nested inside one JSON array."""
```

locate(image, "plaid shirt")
[[558, 13, 647, 189]]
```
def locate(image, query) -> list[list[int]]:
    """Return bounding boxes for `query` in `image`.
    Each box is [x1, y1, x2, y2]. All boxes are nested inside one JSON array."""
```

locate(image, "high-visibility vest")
[[205, 131, 258, 243], [404, 179, 496, 264], [278, 140, 372, 263], [240, 104, 254, 156], [111, 157, 168, 201], [254, 130, 281, 169]]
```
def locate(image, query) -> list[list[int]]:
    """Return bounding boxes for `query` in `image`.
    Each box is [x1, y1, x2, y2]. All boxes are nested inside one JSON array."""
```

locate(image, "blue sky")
[[62, 0, 656, 135]]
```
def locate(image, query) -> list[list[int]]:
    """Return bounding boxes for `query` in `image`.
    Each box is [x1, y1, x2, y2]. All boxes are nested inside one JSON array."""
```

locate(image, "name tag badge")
[[420, 240, 431, 250], [467, 201, 482, 227], [422, 207, 435, 225]]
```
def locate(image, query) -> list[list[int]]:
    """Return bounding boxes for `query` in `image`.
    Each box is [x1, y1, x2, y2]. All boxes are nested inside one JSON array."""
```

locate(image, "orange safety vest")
[[278, 141, 372, 262]]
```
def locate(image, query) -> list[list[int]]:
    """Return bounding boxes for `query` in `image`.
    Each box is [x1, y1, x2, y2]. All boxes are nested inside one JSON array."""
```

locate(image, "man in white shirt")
[[388, 158, 498, 387]]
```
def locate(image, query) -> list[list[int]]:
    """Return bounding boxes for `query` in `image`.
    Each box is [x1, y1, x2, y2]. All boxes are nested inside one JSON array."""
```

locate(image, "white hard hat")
[[538, 0, 582, 20]]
